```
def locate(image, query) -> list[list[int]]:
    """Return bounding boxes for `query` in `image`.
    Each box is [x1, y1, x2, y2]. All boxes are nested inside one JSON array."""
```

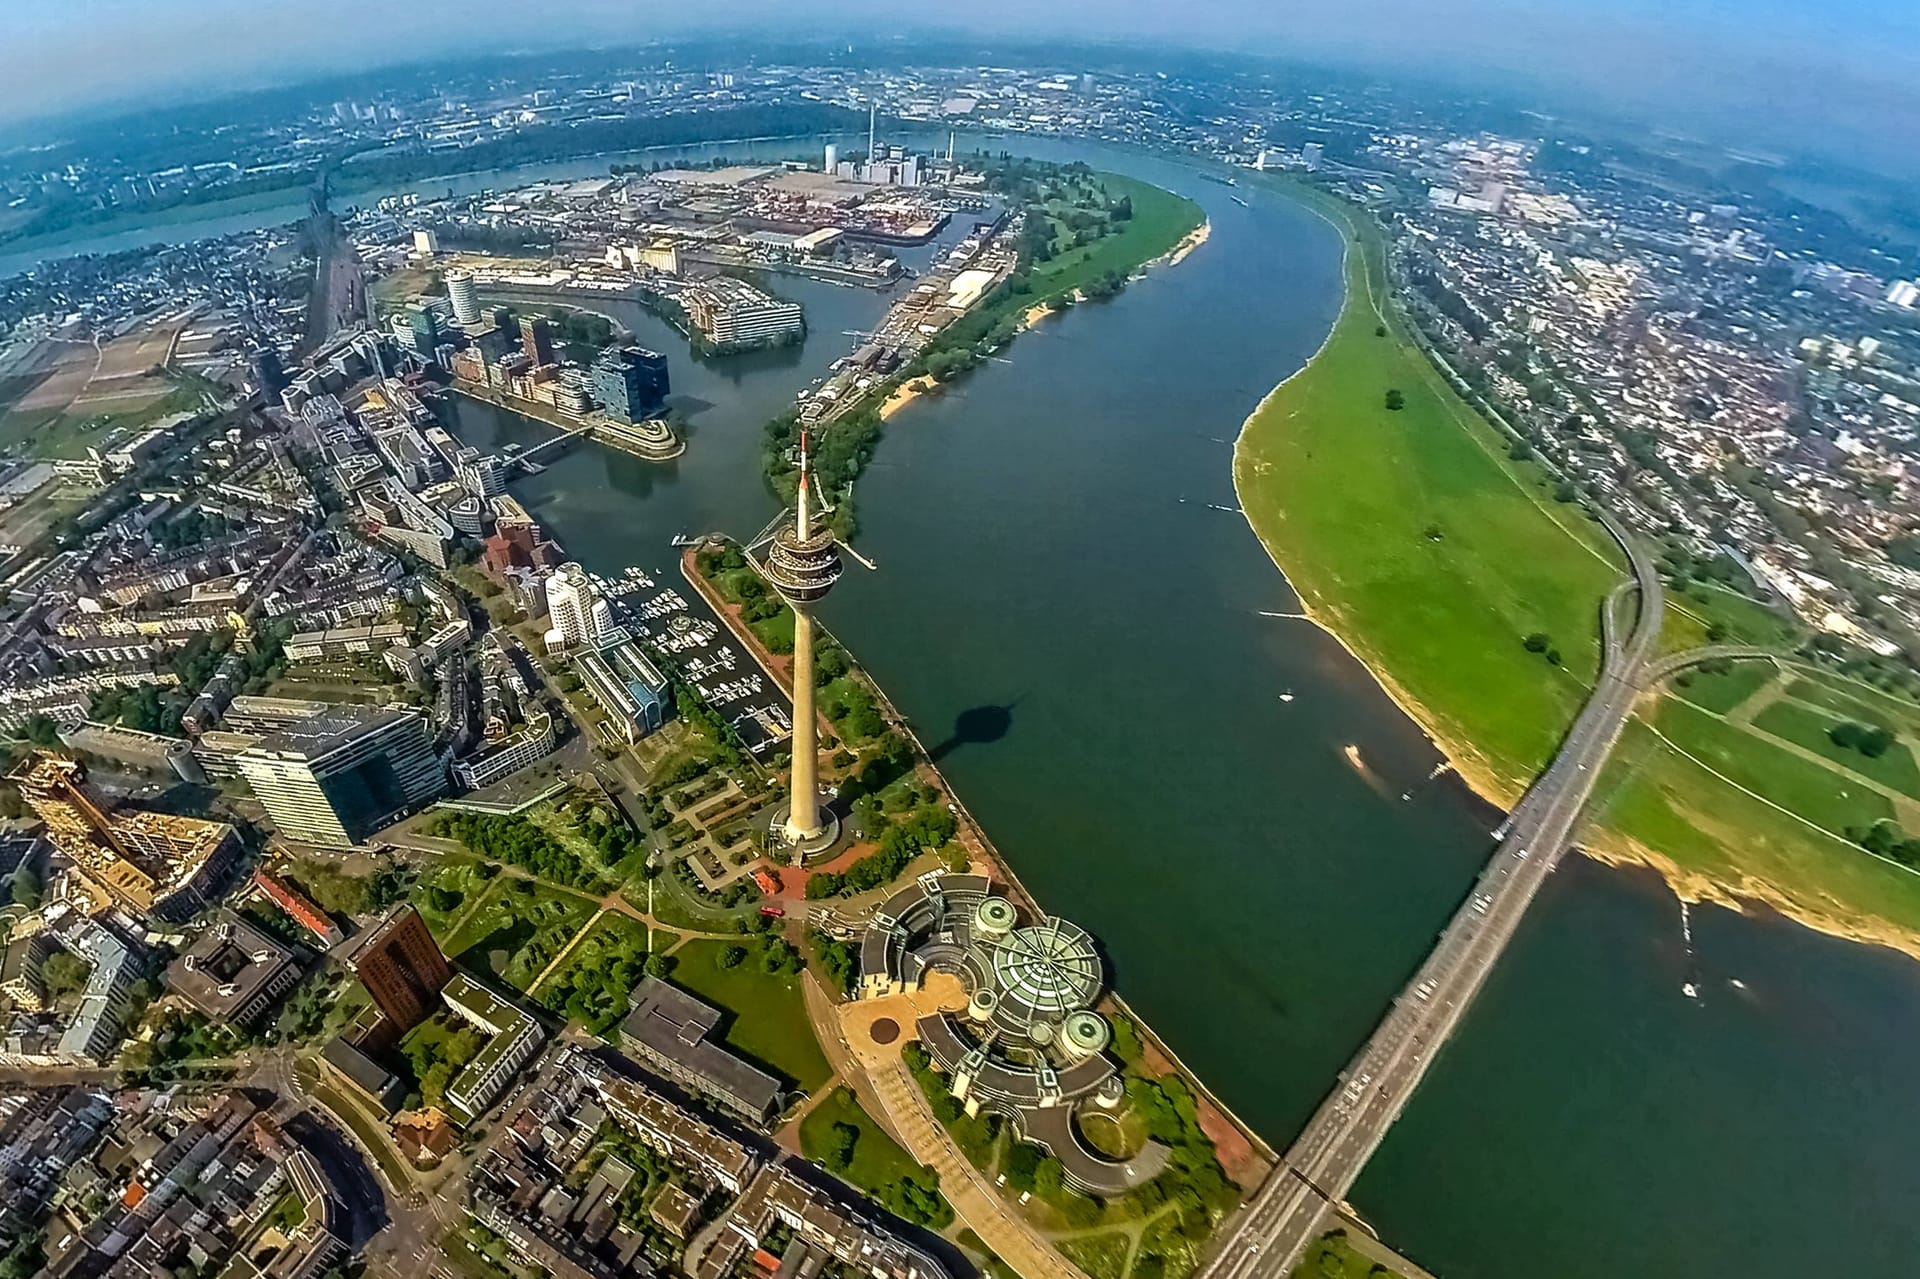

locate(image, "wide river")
[[110, 132, 1920, 1276]]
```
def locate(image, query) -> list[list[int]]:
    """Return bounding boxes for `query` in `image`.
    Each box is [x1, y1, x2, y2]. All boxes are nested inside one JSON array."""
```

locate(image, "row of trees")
[[805, 804, 957, 898], [429, 811, 602, 891]]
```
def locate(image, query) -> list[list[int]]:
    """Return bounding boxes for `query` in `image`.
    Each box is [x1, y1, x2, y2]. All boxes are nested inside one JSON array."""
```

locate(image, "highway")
[[1200, 514, 1664, 1278]]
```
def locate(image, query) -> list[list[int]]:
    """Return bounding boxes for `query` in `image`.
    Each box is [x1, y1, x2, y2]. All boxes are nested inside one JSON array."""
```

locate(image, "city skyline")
[[5, 2, 1920, 173]]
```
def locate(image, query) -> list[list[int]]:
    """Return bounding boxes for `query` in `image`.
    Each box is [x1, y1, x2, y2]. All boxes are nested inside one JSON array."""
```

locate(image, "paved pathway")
[[809, 976, 1083, 1279], [866, 1055, 1084, 1279]]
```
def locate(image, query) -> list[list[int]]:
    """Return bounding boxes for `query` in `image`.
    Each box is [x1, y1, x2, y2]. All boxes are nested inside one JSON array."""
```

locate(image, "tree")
[[41, 950, 91, 1002], [1384, 388, 1406, 411], [644, 953, 676, 978], [824, 1119, 860, 1171], [1552, 480, 1579, 503], [1522, 633, 1550, 653], [1829, 721, 1864, 751], [8, 864, 42, 910], [719, 945, 747, 969]]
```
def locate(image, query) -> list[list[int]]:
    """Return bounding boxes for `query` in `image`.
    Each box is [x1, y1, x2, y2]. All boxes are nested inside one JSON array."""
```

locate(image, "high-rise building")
[[12, 753, 240, 922], [590, 346, 671, 423], [519, 315, 557, 367], [406, 302, 444, 362], [761, 433, 843, 852], [343, 904, 452, 1035], [1302, 142, 1325, 171], [543, 562, 613, 652], [1886, 279, 1920, 309], [249, 347, 287, 398], [446, 270, 481, 326], [413, 229, 440, 256], [236, 708, 447, 847], [823, 143, 838, 174]]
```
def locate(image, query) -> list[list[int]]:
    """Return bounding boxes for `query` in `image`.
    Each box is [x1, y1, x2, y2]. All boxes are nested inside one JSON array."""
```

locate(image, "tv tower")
[[763, 432, 844, 854]]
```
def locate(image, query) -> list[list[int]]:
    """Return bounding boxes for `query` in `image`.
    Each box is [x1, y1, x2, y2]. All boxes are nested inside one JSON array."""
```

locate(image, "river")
[[439, 138, 1920, 1277]]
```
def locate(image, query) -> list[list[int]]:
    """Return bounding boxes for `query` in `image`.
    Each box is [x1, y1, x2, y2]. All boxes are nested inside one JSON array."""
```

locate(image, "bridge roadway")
[[1199, 515, 1664, 1278]]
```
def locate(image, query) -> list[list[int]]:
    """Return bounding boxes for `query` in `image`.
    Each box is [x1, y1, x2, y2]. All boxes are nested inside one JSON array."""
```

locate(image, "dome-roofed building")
[[858, 871, 1170, 1195]]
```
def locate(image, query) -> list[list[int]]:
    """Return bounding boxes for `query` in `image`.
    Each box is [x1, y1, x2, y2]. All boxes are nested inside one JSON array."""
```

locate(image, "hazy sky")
[[7, 0, 1920, 168]]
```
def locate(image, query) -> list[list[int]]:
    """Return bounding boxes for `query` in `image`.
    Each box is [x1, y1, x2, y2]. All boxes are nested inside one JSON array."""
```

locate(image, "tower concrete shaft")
[[763, 433, 842, 847], [786, 606, 822, 842]]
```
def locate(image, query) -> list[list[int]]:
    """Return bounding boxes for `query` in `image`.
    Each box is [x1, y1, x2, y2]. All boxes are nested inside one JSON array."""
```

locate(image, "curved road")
[[1199, 513, 1664, 1278]]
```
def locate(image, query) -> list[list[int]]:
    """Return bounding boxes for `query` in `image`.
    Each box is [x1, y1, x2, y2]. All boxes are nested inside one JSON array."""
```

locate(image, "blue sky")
[[5, 0, 1919, 168]]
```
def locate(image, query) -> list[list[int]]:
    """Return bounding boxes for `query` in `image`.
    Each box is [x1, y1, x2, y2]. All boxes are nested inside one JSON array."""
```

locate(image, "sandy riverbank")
[[1161, 218, 1212, 267], [877, 376, 936, 421]]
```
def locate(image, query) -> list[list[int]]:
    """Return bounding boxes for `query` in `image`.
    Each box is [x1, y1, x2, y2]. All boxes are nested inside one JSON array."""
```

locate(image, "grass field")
[[1749, 699, 1920, 800], [1236, 176, 1619, 801], [1240, 173, 1920, 948], [1784, 672, 1920, 738], [441, 877, 597, 993], [666, 938, 832, 1091], [799, 1087, 928, 1198], [1649, 698, 1895, 838], [1672, 662, 1777, 716]]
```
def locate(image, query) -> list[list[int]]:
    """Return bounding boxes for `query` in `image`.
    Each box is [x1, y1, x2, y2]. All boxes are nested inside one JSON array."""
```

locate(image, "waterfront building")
[[859, 873, 1169, 1196], [760, 433, 843, 853], [519, 315, 557, 367], [406, 302, 445, 362], [542, 561, 613, 652], [446, 270, 481, 325], [683, 277, 805, 351], [342, 904, 452, 1037], [575, 650, 658, 744], [590, 345, 671, 423], [235, 707, 447, 847]]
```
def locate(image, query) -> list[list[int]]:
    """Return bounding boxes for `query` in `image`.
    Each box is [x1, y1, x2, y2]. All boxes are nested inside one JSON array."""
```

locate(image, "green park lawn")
[[1239, 173, 1920, 946], [1784, 672, 1920, 739], [1287, 1232, 1405, 1279], [666, 938, 832, 1091], [799, 1087, 928, 1198], [1595, 719, 1920, 936], [440, 877, 597, 993], [1672, 662, 1777, 716], [1029, 173, 1202, 303], [1648, 698, 1893, 841], [1749, 699, 1920, 800]]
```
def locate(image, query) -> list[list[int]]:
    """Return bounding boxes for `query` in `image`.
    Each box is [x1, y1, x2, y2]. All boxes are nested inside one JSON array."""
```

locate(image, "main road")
[[1200, 514, 1664, 1278]]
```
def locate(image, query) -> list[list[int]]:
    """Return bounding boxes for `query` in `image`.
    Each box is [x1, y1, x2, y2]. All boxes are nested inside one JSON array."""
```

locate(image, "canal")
[[434, 140, 1920, 1278]]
